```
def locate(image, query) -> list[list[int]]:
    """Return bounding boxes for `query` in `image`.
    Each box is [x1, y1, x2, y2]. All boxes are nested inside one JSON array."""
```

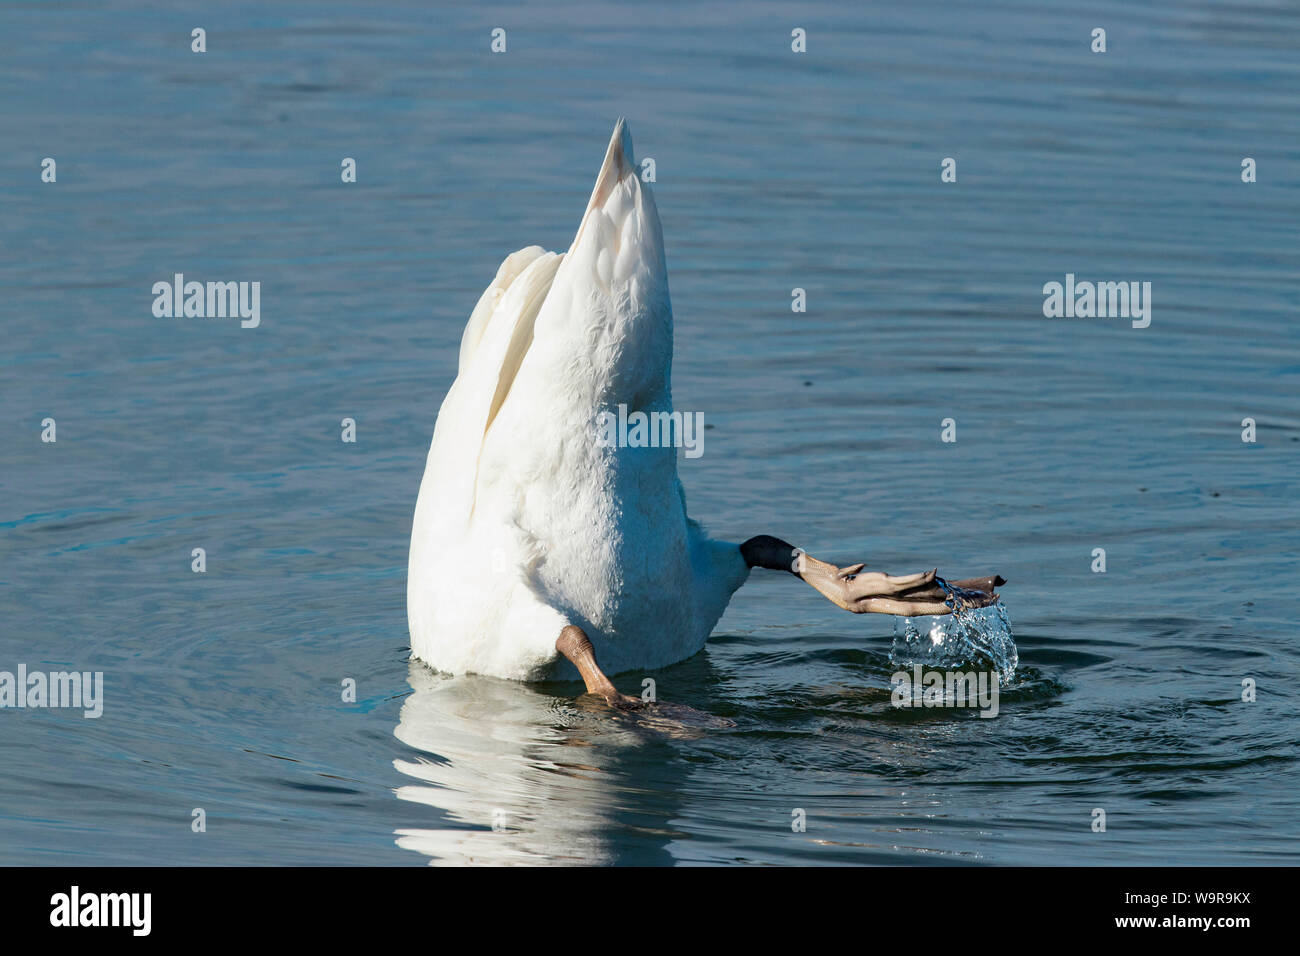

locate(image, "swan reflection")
[[392, 661, 678, 865]]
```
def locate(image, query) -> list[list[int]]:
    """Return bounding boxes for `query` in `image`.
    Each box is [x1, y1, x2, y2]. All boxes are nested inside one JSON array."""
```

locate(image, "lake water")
[[2, 0, 1297, 865]]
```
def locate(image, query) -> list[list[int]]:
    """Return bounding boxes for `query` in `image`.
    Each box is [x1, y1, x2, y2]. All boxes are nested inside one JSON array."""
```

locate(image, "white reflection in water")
[[392, 662, 642, 865]]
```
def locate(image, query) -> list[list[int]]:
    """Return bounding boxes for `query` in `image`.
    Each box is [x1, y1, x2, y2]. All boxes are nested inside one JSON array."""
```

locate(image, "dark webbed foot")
[[741, 535, 1004, 616], [888, 574, 1006, 610]]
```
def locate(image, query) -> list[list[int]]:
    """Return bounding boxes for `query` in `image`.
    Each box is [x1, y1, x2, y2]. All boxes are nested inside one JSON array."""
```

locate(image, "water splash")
[[889, 596, 1018, 682]]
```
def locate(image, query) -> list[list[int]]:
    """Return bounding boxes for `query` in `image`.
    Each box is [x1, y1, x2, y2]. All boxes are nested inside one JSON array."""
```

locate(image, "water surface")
[[1, 0, 1297, 864]]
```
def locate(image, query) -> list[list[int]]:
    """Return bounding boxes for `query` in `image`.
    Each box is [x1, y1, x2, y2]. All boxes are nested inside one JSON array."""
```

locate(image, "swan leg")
[[554, 625, 736, 729], [740, 534, 1004, 616], [555, 625, 637, 708]]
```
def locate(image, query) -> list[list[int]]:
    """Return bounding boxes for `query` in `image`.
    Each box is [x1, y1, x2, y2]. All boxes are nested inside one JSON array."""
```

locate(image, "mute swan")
[[408, 119, 1003, 706]]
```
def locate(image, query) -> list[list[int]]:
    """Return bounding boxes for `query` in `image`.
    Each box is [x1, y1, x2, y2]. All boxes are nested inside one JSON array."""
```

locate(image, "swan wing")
[[458, 245, 547, 373], [409, 248, 568, 677], [418, 248, 562, 531]]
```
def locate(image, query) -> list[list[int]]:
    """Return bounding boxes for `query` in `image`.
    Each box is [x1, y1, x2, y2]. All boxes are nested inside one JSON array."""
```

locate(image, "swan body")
[[408, 120, 749, 681]]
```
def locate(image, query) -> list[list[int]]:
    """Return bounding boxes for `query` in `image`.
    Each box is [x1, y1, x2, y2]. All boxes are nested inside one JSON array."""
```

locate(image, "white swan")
[[408, 119, 1003, 702]]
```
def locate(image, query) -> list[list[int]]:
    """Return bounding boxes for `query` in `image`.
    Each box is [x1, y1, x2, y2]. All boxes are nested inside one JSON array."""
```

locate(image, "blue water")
[[2, 0, 1297, 864]]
